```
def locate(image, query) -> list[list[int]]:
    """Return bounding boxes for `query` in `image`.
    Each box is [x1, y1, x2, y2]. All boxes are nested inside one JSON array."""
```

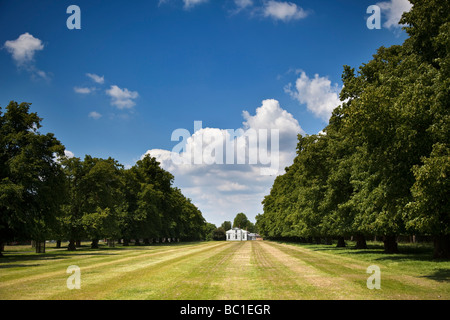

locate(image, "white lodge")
[[226, 228, 249, 241]]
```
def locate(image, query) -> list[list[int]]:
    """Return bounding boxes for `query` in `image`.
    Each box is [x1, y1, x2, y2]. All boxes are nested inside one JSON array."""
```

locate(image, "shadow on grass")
[[421, 269, 450, 283], [0, 241, 203, 266], [0, 263, 41, 269], [0, 249, 119, 267], [277, 240, 443, 263]]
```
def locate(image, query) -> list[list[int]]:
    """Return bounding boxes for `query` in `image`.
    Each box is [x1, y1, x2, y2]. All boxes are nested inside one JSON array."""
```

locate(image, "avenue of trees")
[[0, 101, 206, 255], [256, 0, 449, 259]]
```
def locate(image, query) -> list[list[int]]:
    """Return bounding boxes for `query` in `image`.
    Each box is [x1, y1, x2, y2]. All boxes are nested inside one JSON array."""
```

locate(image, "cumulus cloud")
[[263, 1, 308, 22], [377, 0, 412, 29], [105, 85, 139, 109], [4, 32, 44, 65], [4, 32, 48, 79], [86, 73, 104, 84], [142, 99, 303, 225], [285, 71, 342, 122]]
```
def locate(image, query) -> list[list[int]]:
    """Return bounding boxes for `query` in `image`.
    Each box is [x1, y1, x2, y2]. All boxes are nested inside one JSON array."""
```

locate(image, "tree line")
[[256, 0, 449, 259], [0, 102, 206, 255]]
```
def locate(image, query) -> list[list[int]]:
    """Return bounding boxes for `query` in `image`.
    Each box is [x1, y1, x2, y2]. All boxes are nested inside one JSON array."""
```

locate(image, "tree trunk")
[[354, 234, 368, 249], [35, 241, 46, 253], [56, 240, 61, 248], [135, 239, 140, 246], [433, 235, 450, 259], [383, 235, 399, 254], [143, 238, 150, 245], [75, 240, 81, 247], [91, 239, 99, 249], [336, 236, 346, 248], [68, 239, 77, 251], [0, 240, 4, 257], [123, 239, 129, 246], [107, 239, 115, 247]]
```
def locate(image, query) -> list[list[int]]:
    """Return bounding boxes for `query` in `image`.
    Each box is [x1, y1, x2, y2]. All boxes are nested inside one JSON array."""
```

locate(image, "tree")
[[221, 221, 231, 231], [233, 213, 255, 232], [212, 227, 226, 241], [0, 101, 66, 254], [81, 156, 124, 248], [203, 223, 217, 241], [400, 0, 450, 259], [121, 155, 206, 243], [406, 144, 449, 258]]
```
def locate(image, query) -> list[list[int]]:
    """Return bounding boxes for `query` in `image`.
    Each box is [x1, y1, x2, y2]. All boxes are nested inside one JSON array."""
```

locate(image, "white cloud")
[[74, 86, 95, 94], [64, 150, 75, 158], [285, 71, 342, 121], [183, 0, 208, 9], [142, 99, 303, 226], [243, 99, 301, 135], [86, 73, 105, 84], [235, 0, 253, 10], [263, 1, 308, 22], [105, 85, 139, 109], [4, 33, 44, 65], [217, 182, 250, 192], [377, 0, 412, 29], [4, 33, 48, 79], [88, 111, 102, 120]]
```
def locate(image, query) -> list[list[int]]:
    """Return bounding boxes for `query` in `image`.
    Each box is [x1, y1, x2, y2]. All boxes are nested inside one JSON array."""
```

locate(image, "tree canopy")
[[0, 101, 208, 255], [257, 1, 449, 258]]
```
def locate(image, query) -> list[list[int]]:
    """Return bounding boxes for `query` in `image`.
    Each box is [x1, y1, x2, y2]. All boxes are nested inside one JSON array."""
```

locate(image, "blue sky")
[[0, 0, 411, 226]]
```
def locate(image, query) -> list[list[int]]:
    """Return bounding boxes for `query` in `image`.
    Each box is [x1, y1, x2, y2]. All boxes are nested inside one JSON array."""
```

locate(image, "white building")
[[226, 228, 249, 241], [248, 233, 262, 240]]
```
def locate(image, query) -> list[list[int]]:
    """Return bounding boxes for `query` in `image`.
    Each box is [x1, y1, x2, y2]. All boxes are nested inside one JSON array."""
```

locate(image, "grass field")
[[0, 240, 449, 300]]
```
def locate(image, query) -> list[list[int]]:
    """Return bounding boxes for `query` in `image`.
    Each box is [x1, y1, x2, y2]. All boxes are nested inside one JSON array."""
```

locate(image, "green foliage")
[[203, 222, 217, 241], [0, 102, 208, 254], [0, 101, 65, 252], [258, 1, 449, 257], [221, 221, 231, 231], [212, 227, 226, 241], [233, 212, 255, 232]]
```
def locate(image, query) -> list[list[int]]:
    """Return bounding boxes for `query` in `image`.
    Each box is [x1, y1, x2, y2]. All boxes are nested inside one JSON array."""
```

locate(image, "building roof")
[[226, 227, 249, 234]]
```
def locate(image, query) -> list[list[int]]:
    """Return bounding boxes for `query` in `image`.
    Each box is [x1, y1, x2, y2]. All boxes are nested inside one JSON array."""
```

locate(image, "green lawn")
[[0, 240, 449, 300]]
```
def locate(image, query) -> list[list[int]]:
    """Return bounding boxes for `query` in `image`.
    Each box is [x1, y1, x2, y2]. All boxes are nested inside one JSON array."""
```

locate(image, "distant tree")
[[233, 213, 255, 232], [203, 223, 217, 241], [121, 155, 206, 243], [212, 227, 226, 241], [221, 221, 231, 231]]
